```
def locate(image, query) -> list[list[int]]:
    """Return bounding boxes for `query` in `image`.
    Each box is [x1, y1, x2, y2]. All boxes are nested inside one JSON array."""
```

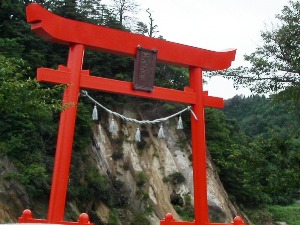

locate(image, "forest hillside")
[[0, 1, 299, 225]]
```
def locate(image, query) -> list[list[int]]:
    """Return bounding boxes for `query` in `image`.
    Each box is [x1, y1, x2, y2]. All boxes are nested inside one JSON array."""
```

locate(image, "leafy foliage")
[[68, 163, 112, 207], [135, 171, 148, 187], [207, 1, 300, 97], [2, 1, 299, 223], [244, 207, 273, 225], [130, 212, 151, 225], [207, 95, 300, 208], [173, 205, 194, 222], [0, 55, 63, 198], [0, 0, 122, 204], [268, 203, 300, 225], [224, 95, 298, 136], [167, 172, 186, 185]]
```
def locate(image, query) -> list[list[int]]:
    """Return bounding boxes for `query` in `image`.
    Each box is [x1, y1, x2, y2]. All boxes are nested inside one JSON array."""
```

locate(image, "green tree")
[[109, 0, 139, 29], [0, 1, 68, 71], [210, 1, 300, 98], [224, 95, 298, 136], [205, 108, 250, 199], [220, 95, 300, 207], [245, 131, 300, 206], [135, 21, 148, 35], [0, 54, 63, 198]]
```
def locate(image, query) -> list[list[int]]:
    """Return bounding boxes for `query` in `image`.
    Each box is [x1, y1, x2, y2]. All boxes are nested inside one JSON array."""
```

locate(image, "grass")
[[268, 203, 300, 225]]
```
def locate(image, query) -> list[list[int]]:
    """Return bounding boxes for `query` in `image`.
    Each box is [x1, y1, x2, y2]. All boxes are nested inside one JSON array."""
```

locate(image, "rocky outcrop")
[[0, 156, 31, 223], [90, 107, 247, 224], [0, 106, 250, 224]]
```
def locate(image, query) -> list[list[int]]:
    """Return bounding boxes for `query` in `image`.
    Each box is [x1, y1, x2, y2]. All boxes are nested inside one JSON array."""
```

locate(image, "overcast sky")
[[104, 0, 291, 99], [134, 0, 289, 99]]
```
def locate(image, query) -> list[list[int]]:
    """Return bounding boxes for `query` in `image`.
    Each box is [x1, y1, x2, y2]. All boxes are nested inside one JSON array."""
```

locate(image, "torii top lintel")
[[21, 4, 245, 225], [26, 3, 236, 70]]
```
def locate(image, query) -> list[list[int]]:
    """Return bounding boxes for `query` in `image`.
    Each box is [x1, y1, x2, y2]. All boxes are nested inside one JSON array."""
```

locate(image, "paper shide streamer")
[[81, 90, 198, 142]]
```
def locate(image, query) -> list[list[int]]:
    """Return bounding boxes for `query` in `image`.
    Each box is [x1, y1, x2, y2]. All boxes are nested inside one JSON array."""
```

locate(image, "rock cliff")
[[0, 106, 248, 224]]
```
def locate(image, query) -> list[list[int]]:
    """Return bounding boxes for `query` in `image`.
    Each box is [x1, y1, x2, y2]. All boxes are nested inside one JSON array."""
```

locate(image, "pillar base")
[[18, 209, 93, 225], [160, 213, 246, 225]]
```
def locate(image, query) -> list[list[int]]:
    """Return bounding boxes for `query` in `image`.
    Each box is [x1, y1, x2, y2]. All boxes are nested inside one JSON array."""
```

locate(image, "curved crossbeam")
[[24, 3, 242, 225], [26, 3, 236, 70]]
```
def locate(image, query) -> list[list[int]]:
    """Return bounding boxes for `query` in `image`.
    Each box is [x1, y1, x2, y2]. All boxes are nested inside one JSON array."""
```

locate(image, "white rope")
[[81, 90, 198, 124]]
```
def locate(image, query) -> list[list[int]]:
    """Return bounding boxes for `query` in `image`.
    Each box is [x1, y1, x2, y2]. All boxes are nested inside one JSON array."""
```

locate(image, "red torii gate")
[[18, 3, 245, 225]]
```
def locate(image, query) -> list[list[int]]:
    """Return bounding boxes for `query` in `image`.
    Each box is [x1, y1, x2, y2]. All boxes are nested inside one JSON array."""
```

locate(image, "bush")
[[162, 176, 169, 183], [245, 208, 273, 225], [130, 212, 150, 225], [123, 159, 130, 171], [268, 204, 300, 225], [20, 163, 50, 198], [112, 151, 124, 160], [136, 139, 147, 151], [112, 178, 129, 207], [168, 172, 185, 185], [173, 205, 194, 222], [69, 165, 112, 207], [135, 171, 148, 187], [170, 192, 183, 206], [107, 210, 120, 225]]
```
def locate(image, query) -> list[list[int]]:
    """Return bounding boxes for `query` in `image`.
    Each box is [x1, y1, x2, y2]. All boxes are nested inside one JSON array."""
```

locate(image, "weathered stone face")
[[0, 156, 31, 223], [0, 106, 248, 224], [89, 107, 244, 224]]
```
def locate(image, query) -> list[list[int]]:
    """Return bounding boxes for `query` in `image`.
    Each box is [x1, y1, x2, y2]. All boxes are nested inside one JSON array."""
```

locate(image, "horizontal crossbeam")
[[37, 67, 223, 108], [27, 4, 236, 70], [203, 91, 224, 108]]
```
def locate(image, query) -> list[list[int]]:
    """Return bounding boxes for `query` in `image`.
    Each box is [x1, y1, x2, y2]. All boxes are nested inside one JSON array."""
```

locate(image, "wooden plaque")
[[133, 46, 157, 92]]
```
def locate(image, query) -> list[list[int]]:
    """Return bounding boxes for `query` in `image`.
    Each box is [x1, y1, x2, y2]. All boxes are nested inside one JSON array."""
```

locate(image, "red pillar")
[[47, 44, 85, 222], [190, 66, 209, 225]]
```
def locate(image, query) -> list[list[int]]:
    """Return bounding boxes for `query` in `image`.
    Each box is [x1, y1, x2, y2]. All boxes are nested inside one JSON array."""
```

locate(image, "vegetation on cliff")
[[0, 1, 299, 224]]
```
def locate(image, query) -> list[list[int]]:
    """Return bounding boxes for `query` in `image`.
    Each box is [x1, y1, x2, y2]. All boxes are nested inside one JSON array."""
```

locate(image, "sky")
[[102, 0, 291, 99], [133, 0, 290, 99]]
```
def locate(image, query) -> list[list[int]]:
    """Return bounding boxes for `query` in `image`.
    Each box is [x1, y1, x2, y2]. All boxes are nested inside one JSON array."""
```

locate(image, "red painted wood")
[[47, 44, 85, 223], [26, 4, 236, 70], [18, 209, 92, 225], [160, 213, 195, 225], [37, 68, 70, 84], [24, 3, 242, 225], [37, 67, 226, 108], [37, 68, 196, 104], [190, 67, 208, 225], [160, 221, 195, 225], [203, 93, 224, 108]]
